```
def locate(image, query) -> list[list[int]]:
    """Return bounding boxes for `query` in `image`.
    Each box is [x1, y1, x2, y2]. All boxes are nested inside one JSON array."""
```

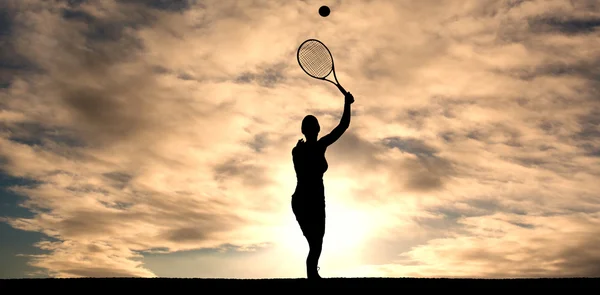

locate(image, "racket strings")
[[303, 46, 330, 75], [300, 44, 331, 77], [298, 41, 333, 78]]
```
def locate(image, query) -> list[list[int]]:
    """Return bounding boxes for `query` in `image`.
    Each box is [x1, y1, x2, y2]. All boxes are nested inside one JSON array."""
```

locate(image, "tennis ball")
[[319, 6, 330, 17]]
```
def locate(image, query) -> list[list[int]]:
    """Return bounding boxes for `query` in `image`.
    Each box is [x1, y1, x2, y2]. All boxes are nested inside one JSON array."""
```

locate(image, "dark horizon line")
[[2, 277, 599, 280]]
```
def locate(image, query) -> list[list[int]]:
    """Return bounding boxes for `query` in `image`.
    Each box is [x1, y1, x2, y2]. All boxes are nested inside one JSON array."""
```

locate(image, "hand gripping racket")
[[297, 39, 348, 95]]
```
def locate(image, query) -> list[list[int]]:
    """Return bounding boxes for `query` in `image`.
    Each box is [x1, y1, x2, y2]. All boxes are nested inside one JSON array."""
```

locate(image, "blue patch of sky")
[[0, 173, 51, 278]]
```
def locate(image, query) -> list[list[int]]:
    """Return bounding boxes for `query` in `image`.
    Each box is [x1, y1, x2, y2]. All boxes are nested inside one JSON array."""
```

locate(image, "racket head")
[[297, 39, 334, 79]]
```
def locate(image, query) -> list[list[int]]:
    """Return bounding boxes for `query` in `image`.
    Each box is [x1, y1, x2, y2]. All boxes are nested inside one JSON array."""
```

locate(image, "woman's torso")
[[292, 140, 328, 199]]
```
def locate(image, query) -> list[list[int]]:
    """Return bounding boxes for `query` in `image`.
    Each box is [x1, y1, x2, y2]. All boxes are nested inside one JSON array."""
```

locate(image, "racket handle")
[[336, 83, 347, 95]]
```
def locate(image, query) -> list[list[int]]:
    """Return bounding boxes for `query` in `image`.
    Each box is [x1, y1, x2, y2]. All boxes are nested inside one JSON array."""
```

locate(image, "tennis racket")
[[297, 39, 347, 95]]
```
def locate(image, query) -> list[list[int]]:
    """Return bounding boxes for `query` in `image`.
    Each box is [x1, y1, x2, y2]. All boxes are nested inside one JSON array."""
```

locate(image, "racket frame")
[[297, 39, 347, 95]]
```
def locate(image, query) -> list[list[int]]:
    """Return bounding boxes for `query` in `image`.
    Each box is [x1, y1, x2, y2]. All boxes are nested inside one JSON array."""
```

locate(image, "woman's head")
[[301, 115, 320, 137]]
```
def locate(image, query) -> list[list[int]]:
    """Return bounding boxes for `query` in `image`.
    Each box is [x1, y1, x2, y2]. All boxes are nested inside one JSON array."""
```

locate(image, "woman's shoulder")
[[292, 144, 305, 156], [293, 141, 325, 155], [315, 139, 328, 150]]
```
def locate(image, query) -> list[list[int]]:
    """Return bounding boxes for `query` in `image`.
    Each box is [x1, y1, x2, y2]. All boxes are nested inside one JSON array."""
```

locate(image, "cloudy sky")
[[1, 0, 599, 279]]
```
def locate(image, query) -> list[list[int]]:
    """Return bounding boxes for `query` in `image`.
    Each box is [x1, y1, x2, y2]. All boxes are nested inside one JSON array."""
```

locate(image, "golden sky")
[[1, 0, 599, 278]]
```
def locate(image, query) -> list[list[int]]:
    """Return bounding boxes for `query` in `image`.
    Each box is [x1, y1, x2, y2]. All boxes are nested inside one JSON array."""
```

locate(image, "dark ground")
[[1, 278, 599, 290]]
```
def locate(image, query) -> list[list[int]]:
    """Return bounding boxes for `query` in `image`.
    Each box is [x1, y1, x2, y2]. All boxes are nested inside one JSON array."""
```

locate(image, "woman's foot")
[[308, 266, 322, 279]]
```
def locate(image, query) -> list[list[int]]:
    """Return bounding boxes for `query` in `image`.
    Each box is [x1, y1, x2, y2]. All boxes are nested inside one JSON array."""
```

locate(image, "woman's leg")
[[306, 233, 323, 278], [292, 197, 325, 279], [305, 207, 325, 279]]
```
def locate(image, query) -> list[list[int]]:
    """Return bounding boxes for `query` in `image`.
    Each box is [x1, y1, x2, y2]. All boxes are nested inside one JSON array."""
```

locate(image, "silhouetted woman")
[[291, 91, 354, 279]]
